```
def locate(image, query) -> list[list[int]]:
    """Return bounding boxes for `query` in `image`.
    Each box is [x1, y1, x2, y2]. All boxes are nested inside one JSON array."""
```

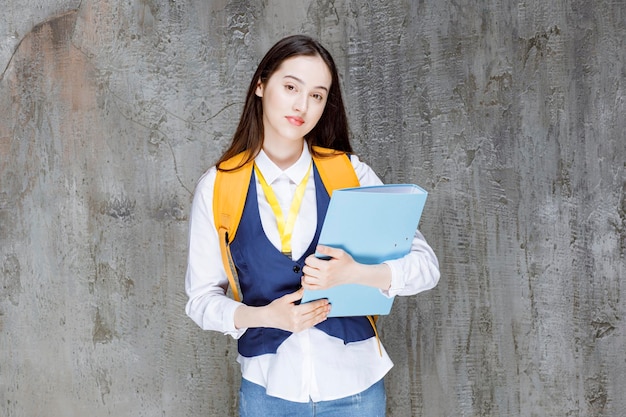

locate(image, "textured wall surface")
[[1, 1, 624, 416]]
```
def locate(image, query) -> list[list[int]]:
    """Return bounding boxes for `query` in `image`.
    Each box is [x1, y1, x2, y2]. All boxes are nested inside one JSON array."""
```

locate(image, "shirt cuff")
[[382, 260, 404, 297], [220, 298, 248, 339]]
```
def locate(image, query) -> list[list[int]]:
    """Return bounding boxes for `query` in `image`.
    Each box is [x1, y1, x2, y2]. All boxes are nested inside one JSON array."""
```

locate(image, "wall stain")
[[154, 194, 187, 221], [307, 0, 340, 28], [95, 368, 112, 405], [100, 195, 136, 221], [92, 307, 115, 344], [585, 375, 608, 415], [90, 261, 135, 299], [1, 254, 21, 306], [1, 10, 78, 82], [617, 182, 626, 255], [522, 25, 561, 67], [591, 309, 619, 339]]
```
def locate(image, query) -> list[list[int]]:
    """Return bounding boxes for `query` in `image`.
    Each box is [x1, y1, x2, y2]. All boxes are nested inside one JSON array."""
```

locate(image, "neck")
[[262, 139, 305, 170]]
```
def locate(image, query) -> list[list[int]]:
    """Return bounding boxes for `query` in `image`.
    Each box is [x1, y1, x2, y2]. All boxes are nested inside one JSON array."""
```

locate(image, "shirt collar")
[[255, 144, 312, 185]]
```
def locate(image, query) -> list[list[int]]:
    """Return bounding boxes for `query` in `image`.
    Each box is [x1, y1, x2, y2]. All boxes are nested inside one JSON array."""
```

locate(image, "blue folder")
[[301, 184, 428, 317]]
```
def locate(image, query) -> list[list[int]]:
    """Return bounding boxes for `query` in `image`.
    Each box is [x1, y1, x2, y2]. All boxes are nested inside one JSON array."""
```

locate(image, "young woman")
[[185, 35, 440, 417]]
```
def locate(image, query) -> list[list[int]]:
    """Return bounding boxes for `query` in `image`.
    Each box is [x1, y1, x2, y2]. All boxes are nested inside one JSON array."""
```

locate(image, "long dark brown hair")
[[216, 35, 352, 171]]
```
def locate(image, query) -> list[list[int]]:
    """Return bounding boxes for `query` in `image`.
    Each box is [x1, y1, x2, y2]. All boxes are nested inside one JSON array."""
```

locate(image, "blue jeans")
[[239, 378, 386, 417]]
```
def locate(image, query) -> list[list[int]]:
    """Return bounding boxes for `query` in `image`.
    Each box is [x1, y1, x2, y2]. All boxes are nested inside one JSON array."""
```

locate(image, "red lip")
[[286, 116, 305, 126]]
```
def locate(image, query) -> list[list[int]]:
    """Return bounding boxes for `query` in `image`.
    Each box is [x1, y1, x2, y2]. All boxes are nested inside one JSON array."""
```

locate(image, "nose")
[[293, 93, 308, 113]]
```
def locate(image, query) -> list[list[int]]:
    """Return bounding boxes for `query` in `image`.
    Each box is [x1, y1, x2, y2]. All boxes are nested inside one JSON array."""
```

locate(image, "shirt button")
[[293, 265, 301, 273]]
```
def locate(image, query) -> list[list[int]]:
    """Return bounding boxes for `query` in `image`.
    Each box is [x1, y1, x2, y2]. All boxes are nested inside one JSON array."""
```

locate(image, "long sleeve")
[[350, 155, 441, 297], [184, 167, 246, 338]]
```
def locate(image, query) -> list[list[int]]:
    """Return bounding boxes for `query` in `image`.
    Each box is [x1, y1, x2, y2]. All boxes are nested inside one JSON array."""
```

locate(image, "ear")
[[255, 80, 264, 98]]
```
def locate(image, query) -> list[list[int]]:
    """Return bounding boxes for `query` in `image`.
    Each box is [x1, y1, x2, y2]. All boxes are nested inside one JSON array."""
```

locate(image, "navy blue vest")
[[230, 163, 375, 358]]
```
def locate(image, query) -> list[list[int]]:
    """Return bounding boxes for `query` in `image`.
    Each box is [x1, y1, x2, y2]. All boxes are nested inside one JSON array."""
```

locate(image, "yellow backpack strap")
[[311, 146, 360, 193], [366, 316, 382, 356], [312, 146, 382, 356], [213, 152, 254, 302]]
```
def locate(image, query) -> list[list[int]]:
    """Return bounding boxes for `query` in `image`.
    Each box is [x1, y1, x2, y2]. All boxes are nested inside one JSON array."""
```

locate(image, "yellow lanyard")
[[254, 161, 312, 257]]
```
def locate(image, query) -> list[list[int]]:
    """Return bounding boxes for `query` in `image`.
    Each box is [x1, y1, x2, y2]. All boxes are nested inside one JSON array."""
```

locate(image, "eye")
[[285, 84, 297, 92], [312, 93, 324, 101]]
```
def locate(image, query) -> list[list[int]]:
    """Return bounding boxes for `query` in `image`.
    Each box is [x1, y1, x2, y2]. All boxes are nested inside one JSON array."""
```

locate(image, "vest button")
[[293, 265, 301, 273]]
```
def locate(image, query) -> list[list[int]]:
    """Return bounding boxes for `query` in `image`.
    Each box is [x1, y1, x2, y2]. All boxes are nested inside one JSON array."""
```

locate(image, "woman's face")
[[256, 54, 332, 147]]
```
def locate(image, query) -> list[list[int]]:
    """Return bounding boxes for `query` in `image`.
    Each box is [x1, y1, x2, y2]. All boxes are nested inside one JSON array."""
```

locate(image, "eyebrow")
[[283, 75, 329, 93]]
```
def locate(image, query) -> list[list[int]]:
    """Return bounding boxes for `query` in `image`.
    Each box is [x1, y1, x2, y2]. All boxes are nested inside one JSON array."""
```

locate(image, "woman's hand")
[[302, 245, 392, 291], [264, 288, 330, 332], [234, 288, 330, 333], [302, 245, 357, 290]]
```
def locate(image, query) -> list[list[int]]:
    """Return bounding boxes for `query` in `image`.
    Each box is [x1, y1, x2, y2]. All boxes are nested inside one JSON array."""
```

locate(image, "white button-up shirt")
[[185, 145, 440, 402]]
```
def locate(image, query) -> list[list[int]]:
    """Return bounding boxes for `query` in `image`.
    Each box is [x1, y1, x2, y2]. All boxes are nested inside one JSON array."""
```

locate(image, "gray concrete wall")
[[1, 0, 624, 416]]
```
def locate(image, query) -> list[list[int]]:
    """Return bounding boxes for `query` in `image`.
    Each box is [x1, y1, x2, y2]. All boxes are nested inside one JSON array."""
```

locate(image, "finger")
[[312, 301, 331, 322], [282, 287, 304, 303], [301, 264, 317, 278], [289, 300, 328, 332], [304, 254, 324, 269], [302, 273, 324, 290], [300, 300, 330, 322], [304, 309, 329, 329], [299, 297, 328, 311], [300, 279, 316, 290], [316, 245, 344, 259]]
